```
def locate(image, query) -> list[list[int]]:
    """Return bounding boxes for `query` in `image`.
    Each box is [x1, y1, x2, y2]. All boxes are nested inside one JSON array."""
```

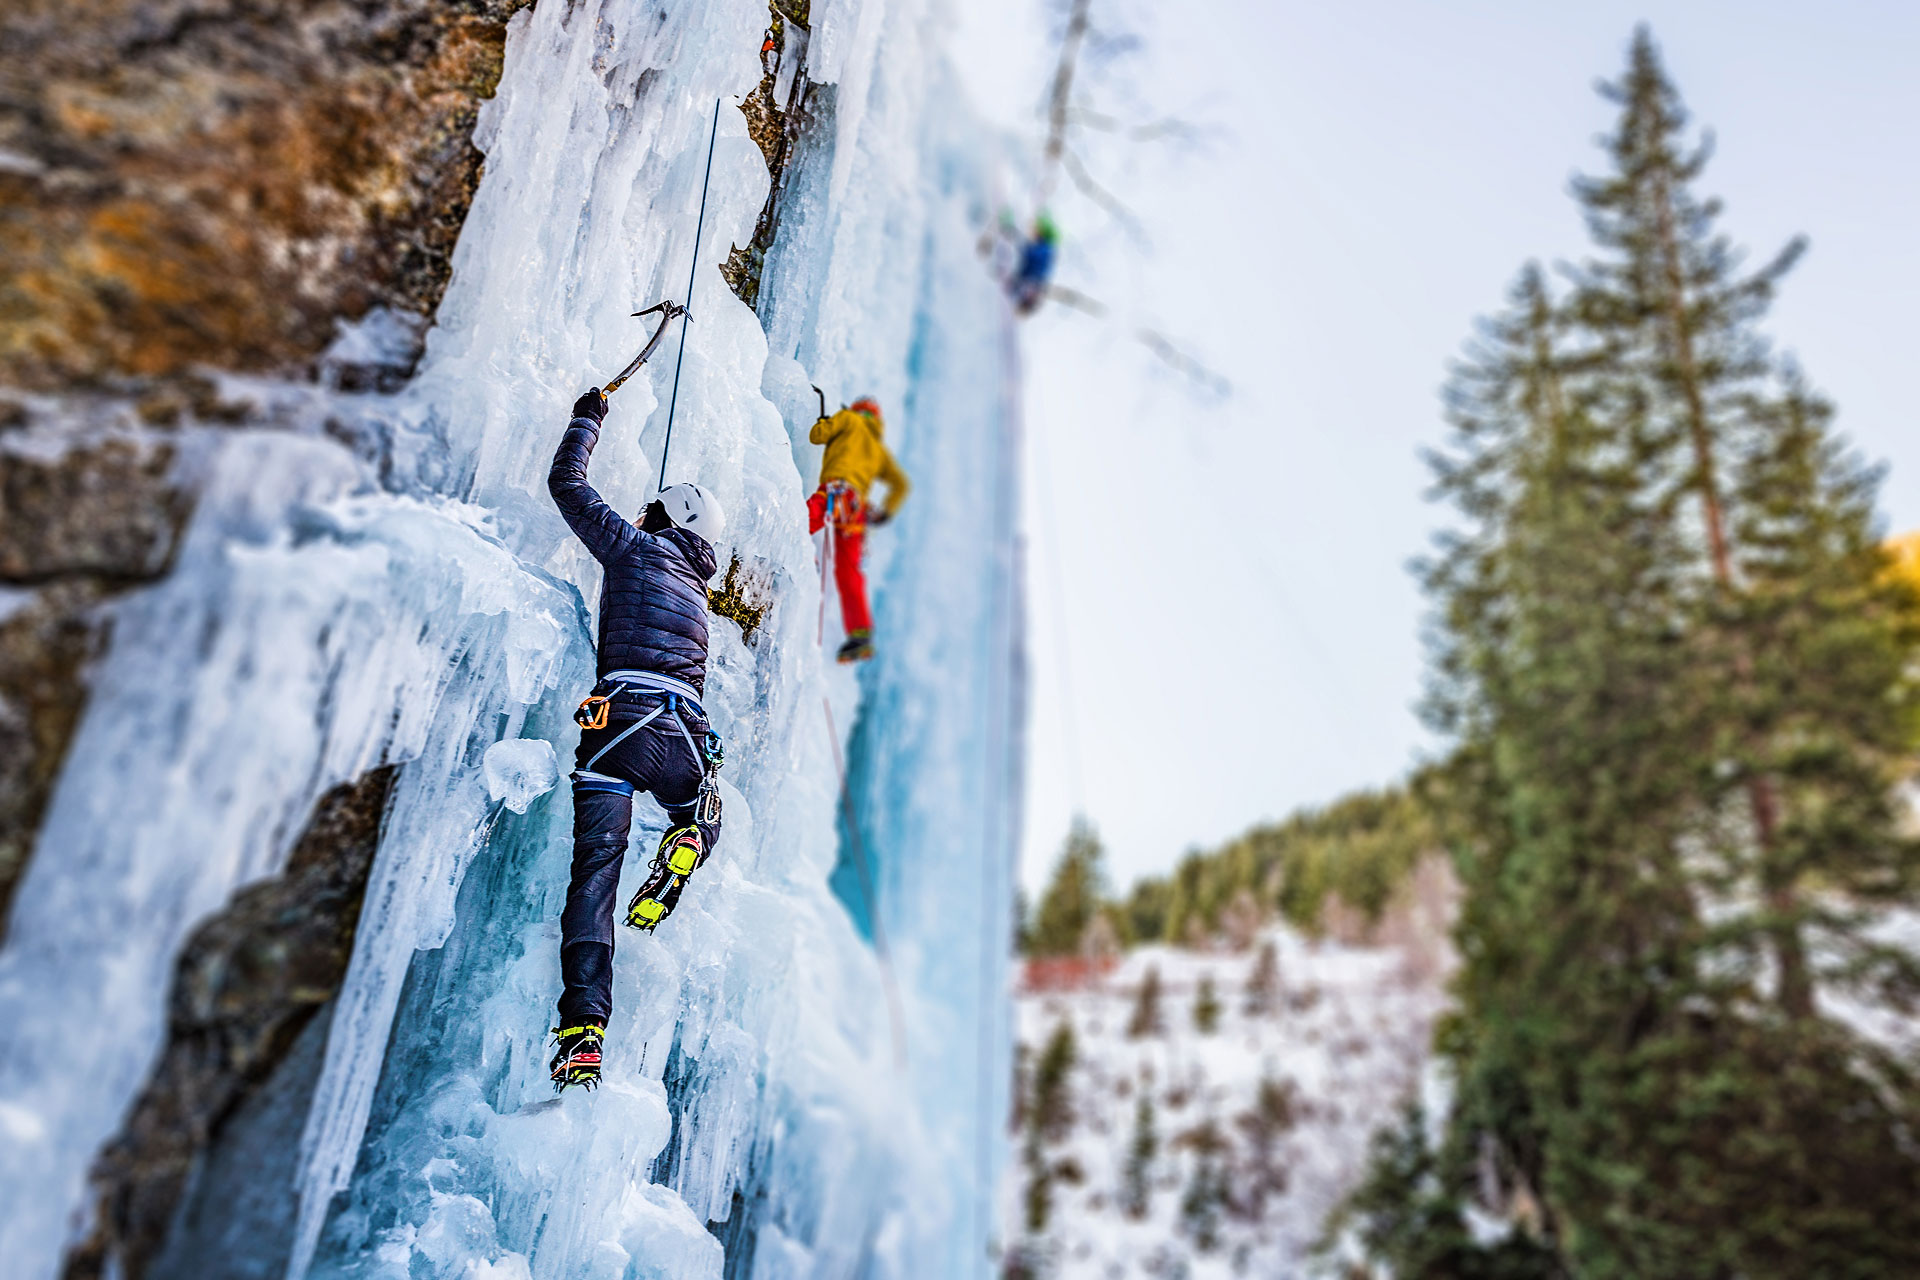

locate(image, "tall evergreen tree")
[[1027, 816, 1107, 957], [1120, 1094, 1158, 1220], [1406, 26, 1920, 1277], [1126, 964, 1164, 1039], [1192, 974, 1223, 1034], [1243, 940, 1280, 1017], [1567, 25, 1813, 1015]]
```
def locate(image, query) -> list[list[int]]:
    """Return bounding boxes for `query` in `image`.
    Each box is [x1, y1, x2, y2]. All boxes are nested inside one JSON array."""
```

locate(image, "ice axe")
[[601, 301, 688, 396]]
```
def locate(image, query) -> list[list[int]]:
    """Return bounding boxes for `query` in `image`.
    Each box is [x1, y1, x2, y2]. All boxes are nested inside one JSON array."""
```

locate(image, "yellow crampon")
[[625, 825, 703, 930], [662, 824, 702, 876], [627, 891, 673, 930]]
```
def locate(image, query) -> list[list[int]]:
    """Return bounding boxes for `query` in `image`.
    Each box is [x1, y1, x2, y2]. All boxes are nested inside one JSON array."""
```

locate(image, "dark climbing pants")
[[557, 703, 720, 1028]]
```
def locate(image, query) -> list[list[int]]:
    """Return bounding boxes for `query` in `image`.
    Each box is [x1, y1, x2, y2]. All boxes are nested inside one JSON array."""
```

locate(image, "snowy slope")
[[1009, 931, 1451, 1277], [0, 1, 1020, 1277]]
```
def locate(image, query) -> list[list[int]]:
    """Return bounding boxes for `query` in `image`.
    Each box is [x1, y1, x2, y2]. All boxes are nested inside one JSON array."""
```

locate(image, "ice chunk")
[[484, 739, 560, 814]]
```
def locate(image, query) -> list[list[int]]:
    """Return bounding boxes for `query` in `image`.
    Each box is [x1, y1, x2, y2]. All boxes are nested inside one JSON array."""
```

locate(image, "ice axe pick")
[[601, 300, 688, 396]]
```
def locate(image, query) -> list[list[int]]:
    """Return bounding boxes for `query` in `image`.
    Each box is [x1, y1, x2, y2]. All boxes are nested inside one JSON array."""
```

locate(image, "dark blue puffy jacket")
[[549, 416, 716, 692]]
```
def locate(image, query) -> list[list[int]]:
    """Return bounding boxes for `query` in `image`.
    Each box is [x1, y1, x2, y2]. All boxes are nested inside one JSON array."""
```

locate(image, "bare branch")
[[1037, 0, 1094, 206], [1063, 147, 1147, 245], [1045, 284, 1109, 317], [1066, 106, 1202, 145], [1136, 328, 1233, 399]]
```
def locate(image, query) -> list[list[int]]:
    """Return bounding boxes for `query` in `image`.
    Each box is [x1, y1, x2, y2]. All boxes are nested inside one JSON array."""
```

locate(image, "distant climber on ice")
[[1007, 212, 1059, 316], [808, 396, 910, 664], [546, 386, 727, 1091]]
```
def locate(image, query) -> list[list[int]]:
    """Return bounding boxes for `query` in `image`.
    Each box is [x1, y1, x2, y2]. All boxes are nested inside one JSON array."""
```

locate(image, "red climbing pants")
[[808, 483, 872, 636]]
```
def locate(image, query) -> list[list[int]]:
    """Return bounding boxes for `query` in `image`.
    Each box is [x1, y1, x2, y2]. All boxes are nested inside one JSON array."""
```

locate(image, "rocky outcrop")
[[1, 0, 529, 392], [0, 3, 530, 1271], [0, 0, 530, 935], [61, 765, 397, 1280], [0, 427, 192, 936]]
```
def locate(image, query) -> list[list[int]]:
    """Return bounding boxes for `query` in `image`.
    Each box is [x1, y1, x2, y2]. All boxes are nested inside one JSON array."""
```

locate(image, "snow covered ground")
[[1008, 929, 1452, 1278]]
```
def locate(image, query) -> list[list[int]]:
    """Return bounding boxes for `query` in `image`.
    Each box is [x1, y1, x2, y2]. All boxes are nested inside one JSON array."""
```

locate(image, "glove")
[[572, 388, 609, 423], [869, 508, 893, 528]]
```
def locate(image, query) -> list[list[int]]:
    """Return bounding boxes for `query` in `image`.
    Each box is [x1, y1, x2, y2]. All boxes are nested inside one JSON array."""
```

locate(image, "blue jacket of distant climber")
[[1016, 235, 1056, 291], [548, 413, 717, 692]]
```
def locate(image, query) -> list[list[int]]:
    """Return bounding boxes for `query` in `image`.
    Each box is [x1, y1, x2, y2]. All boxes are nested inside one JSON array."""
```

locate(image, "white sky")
[[947, 0, 1920, 892]]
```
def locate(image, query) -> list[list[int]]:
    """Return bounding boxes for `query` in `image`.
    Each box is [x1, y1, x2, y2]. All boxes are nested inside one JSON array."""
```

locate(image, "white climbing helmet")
[[658, 482, 725, 541]]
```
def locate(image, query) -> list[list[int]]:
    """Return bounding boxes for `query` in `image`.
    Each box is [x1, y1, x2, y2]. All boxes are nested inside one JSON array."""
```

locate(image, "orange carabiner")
[[574, 694, 612, 731]]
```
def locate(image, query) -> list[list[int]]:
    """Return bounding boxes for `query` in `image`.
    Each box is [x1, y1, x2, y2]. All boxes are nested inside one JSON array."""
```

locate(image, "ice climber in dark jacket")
[[546, 387, 726, 1091]]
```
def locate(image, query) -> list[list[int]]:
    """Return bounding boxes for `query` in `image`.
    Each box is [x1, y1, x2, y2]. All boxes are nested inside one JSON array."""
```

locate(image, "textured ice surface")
[[0, 0, 1020, 1277]]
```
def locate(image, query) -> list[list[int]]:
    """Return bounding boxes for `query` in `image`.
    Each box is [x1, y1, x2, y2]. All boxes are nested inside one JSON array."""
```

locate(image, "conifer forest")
[[2, 2, 1917, 1278]]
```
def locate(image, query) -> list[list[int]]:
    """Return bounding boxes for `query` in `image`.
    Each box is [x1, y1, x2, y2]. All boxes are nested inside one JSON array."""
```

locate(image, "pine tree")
[[1243, 940, 1280, 1016], [1126, 965, 1163, 1039], [1709, 376, 1920, 1011], [1232, 1074, 1296, 1221], [1567, 25, 1817, 1017], [1192, 974, 1222, 1035], [1019, 1021, 1078, 1246], [1120, 1094, 1158, 1220], [1409, 26, 1920, 1277], [1031, 1020, 1076, 1141], [1177, 1118, 1229, 1254], [1028, 816, 1107, 957]]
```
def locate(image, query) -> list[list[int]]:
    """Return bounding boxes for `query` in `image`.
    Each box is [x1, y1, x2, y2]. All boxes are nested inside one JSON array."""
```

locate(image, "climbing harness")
[[575, 669, 718, 784], [575, 669, 725, 935], [549, 1023, 605, 1092], [601, 300, 687, 398], [658, 96, 724, 491]]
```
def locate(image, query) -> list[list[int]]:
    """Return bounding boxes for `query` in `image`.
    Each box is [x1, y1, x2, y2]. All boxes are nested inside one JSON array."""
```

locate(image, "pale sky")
[[948, 1, 1920, 892]]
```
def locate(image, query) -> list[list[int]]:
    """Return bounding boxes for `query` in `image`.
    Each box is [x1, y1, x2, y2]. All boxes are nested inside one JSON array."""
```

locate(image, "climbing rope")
[[658, 97, 724, 492]]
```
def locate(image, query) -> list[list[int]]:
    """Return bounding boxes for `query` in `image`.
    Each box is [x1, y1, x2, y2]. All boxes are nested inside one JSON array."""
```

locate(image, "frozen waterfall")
[[0, 0, 1022, 1276]]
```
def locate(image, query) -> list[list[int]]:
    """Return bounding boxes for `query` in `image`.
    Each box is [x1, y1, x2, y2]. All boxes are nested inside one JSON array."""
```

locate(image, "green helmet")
[[1034, 210, 1059, 243]]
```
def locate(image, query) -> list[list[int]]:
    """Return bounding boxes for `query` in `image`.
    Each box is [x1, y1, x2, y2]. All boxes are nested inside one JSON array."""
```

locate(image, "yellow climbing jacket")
[[809, 403, 911, 518]]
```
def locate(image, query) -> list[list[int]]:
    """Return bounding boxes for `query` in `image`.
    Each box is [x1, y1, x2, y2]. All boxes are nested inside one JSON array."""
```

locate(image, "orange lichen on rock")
[[0, 3, 522, 390]]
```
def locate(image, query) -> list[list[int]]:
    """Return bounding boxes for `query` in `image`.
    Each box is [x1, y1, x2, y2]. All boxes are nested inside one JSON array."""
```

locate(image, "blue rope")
[[659, 96, 724, 492]]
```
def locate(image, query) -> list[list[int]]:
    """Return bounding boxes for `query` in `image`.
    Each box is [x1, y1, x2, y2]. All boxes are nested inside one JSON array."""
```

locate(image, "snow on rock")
[[1008, 929, 1453, 1277], [484, 739, 560, 815]]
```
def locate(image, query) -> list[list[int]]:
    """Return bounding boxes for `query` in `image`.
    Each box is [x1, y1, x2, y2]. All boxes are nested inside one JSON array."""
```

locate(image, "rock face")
[[2, 3, 535, 1269], [0, 430, 191, 936], [0, 0, 530, 932], [0, 0, 527, 391], [60, 766, 397, 1280]]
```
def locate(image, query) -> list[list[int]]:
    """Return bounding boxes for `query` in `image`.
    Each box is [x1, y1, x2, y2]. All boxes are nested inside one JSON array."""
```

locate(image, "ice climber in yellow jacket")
[[808, 397, 910, 662]]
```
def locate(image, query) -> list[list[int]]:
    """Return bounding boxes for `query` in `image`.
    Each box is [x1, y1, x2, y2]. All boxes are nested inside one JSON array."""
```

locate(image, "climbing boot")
[[549, 1023, 605, 1092], [625, 827, 700, 931], [836, 630, 874, 664]]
